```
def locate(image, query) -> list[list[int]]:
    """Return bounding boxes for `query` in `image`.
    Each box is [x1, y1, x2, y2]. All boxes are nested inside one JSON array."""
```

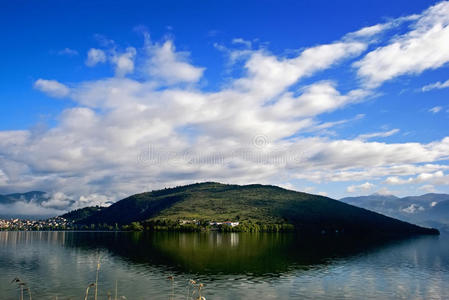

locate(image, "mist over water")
[[1, 231, 448, 299]]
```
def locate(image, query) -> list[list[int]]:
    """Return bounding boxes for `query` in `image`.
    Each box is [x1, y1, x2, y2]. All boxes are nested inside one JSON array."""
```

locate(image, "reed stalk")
[[11, 277, 32, 300], [95, 256, 101, 300], [84, 283, 95, 300]]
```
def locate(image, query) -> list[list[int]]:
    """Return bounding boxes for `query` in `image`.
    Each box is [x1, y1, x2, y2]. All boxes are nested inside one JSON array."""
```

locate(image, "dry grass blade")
[[95, 255, 101, 300], [84, 283, 95, 300], [11, 277, 32, 300], [167, 275, 175, 300]]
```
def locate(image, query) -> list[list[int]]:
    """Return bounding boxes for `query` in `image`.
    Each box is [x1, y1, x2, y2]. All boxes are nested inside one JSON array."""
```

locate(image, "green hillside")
[[78, 182, 439, 236], [61, 206, 105, 222]]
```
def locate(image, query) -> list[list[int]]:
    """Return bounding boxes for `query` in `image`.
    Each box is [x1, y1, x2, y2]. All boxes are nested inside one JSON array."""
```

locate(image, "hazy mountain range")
[[340, 193, 449, 232], [0, 191, 74, 219]]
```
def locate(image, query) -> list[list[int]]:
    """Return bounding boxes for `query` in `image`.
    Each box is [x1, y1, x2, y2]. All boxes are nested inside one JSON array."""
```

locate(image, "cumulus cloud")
[[401, 203, 425, 214], [420, 184, 437, 193], [235, 41, 366, 100], [6, 2, 449, 208], [41, 192, 74, 209], [384, 176, 412, 185], [0, 202, 66, 217], [385, 171, 446, 185], [354, 1, 449, 88], [34, 79, 70, 98], [146, 39, 205, 84], [347, 182, 375, 193], [86, 48, 107, 66], [270, 82, 369, 120], [111, 47, 136, 77]]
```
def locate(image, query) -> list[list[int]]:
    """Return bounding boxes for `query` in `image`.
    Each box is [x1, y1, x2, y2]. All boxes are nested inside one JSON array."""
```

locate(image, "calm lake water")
[[0, 231, 448, 299]]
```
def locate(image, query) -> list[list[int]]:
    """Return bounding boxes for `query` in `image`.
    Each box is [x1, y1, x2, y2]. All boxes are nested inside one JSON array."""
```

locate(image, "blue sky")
[[1, 0, 449, 212]]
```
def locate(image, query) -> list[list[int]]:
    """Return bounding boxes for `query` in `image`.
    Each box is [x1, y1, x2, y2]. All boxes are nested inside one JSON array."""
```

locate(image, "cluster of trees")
[[2, 219, 295, 233], [141, 219, 203, 232], [222, 223, 295, 232], [118, 219, 296, 232], [75, 223, 121, 231]]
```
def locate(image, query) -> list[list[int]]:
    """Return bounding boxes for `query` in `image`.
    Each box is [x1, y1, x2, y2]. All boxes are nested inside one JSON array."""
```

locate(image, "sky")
[[1, 0, 449, 213]]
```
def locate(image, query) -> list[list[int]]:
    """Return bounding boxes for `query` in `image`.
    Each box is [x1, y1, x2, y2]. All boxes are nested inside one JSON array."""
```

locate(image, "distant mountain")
[[0, 191, 48, 205], [76, 182, 438, 237], [0, 191, 73, 218], [340, 193, 449, 232]]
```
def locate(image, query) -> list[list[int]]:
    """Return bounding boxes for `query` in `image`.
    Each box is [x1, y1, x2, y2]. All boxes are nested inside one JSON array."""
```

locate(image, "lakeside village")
[[0, 217, 242, 231], [0, 217, 72, 231]]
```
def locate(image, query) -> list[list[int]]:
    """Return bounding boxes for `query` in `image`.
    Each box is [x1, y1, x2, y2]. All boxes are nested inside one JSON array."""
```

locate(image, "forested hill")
[[74, 182, 439, 236], [60, 206, 105, 223]]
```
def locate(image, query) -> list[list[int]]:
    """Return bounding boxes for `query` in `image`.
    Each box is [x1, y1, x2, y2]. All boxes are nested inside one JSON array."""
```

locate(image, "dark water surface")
[[0, 231, 448, 299]]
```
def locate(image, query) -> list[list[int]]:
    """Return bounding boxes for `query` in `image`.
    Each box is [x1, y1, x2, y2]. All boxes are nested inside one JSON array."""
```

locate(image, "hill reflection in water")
[[60, 231, 434, 275], [1, 231, 448, 299]]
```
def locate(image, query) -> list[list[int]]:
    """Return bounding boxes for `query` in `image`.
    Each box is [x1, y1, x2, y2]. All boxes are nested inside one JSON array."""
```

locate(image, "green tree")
[[129, 221, 144, 231]]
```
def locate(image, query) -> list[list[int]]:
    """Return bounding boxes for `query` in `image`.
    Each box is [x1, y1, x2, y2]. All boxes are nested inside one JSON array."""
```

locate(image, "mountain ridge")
[[340, 193, 449, 232], [72, 182, 438, 237]]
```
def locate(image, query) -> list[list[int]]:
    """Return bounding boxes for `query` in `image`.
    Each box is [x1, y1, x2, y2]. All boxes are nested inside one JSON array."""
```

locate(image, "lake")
[[0, 231, 448, 299]]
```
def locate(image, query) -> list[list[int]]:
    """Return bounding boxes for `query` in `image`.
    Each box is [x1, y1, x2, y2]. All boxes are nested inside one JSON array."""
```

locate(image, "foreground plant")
[[84, 283, 96, 300], [167, 275, 175, 300], [188, 280, 206, 300], [11, 277, 32, 300]]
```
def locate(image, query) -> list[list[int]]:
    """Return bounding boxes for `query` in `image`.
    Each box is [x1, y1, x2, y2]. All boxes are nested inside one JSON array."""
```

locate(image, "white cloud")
[[235, 41, 367, 101], [429, 106, 443, 113], [344, 14, 419, 40], [146, 40, 205, 84], [357, 129, 400, 141], [384, 176, 412, 185], [86, 48, 107, 66], [375, 187, 395, 195], [270, 82, 369, 120], [0, 202, 65, 217], [41, 192, 74, 209], [385, 171, 446, 186], [232, 38, 252, 48], [416, 170, 445, 182], [401, 203, 425, 214], [354, 2, 449, 88], [347, 23, 392, 39], [422, 78, 449, 91], [3, 5, 449, 207], [58, 48, 79, 56], [34, 79, 70, 98], [420, 184, 437, 193], [0, 169, 8, 186], [347, 182, 375, 193], [111, 47, 136, 77], [277, 182, 297, 191]]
